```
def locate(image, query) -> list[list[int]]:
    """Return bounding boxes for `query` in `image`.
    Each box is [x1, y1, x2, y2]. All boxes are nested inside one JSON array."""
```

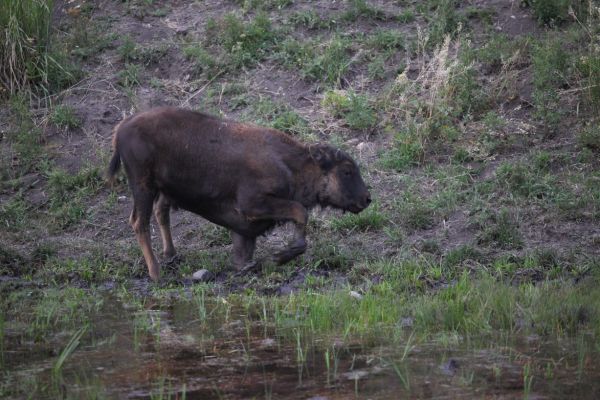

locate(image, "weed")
[[427, 0, 463, 49], [53, 325, 87, 383], [288, 10, 333, 30], [340, 0, 386, 22], [531, 36, 568, 131], [579, 124, 600, 151], [397, 9, 416, 23], [322, 90, 377, 130], [367, 55, 386, 80], [495, 161, 554, 200], [50, 105, 81, 130], [303, 35, 352, 86], [248, 98, 310, 136], [118, 63, 142, 87], [476, 208, 523, 250], [0, 0, 57, 94], [184, 43, 220, 78], [1, 95, 45, 179], [393, 191, 436, 230], [0, 192, 28, 232], [206, 13, 277, 70], [46, 165, 103, 228], [366, 29, 405, 52], [118, 36, 139, 62], [526, 0, 571, 25], [330, 203, 386, 232]]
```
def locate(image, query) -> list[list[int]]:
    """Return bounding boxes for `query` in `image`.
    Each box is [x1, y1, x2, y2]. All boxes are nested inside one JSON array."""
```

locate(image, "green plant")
[[0, 0, 70, 95], [206, 13, 277, 70], [1, 95, 45, 179], [527, 0, 571, 24], [183, 44, 220, 78], [340, 0, 386, 22], [322, 90, 377, 130], [118, 63, 141, 87], [330, 203, 386, 232], [50, 105, 81, 130], [476, 208, 523, 250], [118, 36, 139, 62], [579, 124, 600, 151], [303, 36, 352, 86], [427, 0, 463, 49], [531, 37, 568, 130]]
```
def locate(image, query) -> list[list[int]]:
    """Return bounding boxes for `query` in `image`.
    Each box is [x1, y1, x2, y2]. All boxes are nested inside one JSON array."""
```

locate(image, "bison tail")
[[106, 149, 121, 185], [107, 120, 125, 185]]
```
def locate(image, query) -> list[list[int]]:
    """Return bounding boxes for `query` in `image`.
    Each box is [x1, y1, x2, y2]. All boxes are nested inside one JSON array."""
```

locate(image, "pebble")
[[191, 269, 214, 282]]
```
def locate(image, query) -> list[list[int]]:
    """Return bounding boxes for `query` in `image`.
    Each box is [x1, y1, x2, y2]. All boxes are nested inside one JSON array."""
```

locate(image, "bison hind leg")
[[130, 190, 160, 281], [154, 193, 176, 259]]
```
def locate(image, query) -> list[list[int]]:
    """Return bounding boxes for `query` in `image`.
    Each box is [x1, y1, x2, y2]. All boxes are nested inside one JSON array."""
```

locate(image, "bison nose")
[[365, 193, 372, 206]]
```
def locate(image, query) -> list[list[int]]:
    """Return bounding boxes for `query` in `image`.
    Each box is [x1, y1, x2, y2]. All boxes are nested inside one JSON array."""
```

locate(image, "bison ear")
[[310, 144, 335, 171]]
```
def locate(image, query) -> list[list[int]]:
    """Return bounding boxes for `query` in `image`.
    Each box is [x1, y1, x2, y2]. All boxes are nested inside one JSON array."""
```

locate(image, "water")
[[1, 289, 599, 399]]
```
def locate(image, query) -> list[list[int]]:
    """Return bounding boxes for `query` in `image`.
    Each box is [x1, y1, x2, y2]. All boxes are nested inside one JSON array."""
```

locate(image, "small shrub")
[[206, 13, 277, 70], [303, 36, 352, 86], [118, 63, 141, 87], [340, 0, 386, 22], [579, 125, 600, 151], [322, 90, 377, 130], [366, 29, 405, 52], [531, 37, 568, 130], [330, 204, 386, 232], [50, 105, 81, 131], [427, 0, 463, 49], [184, 44, 220, 78], [526, 0, 571, 25], [476, 208, 523, 250], [118, 36, 139, 62]]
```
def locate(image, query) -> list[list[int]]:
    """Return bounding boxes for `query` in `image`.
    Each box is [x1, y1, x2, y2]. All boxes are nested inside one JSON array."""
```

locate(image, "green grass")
[[1, 95, 46, 180], [46, 165, 103, 229], [330, 203, 386, 232], [205, 13, 278, 70], [476, 208, 524, 250], [0, 0, 52, 94], [303, 35, 352, 86], [531, 36, 569, 131], [50, 104, 81, 130], [322, 90, 378, 130], [118, 63, 142, 87]]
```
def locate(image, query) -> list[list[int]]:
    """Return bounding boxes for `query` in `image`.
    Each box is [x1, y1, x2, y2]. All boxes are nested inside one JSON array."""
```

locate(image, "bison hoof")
[[163, 254, 182, 270], [274, 241, 307, 265], [234, 261, 260, 277]]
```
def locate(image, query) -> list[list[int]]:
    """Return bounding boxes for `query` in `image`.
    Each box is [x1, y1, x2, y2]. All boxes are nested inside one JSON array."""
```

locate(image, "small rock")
[[439, 359, 459, 376], [118, 196, 128, 202], [191, 269, 214, 282], [346, 138, 359, 146], [349, 290, 363, 300], [400, 317, 414, 328], [258, 338, 277, 350], [356, 142, 369, 151]]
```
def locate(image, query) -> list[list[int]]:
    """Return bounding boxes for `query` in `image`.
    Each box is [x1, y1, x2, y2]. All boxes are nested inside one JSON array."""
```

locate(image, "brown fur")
[[108, 107, 371, 281]]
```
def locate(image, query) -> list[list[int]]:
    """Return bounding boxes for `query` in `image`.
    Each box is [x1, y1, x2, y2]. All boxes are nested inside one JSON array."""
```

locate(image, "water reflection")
[[2, 291, 599, 399]]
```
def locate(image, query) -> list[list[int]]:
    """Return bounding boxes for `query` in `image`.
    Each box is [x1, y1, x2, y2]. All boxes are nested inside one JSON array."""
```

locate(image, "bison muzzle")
[[107, 107, 371, 281]]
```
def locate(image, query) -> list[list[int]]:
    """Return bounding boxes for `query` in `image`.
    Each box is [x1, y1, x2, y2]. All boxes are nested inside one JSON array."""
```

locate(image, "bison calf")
[[108, 107, 371, 281]]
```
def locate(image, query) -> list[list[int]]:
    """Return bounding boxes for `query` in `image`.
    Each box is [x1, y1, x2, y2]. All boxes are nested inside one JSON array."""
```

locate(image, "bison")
[[107, 107, 371, 281]]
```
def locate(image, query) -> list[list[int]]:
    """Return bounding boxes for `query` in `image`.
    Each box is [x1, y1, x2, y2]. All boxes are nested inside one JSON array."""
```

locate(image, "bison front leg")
[[242, 198, 308, 265], [232, 232, 257, 270]]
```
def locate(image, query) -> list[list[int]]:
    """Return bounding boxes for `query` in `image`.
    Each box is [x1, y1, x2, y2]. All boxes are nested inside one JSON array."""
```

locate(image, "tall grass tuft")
[[0, 0, 54, 95], [0, 0, 76, 96]]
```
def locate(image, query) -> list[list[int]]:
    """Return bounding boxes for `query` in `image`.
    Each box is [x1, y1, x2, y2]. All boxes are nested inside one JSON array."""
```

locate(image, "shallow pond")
[[1, 287, 599, 399]]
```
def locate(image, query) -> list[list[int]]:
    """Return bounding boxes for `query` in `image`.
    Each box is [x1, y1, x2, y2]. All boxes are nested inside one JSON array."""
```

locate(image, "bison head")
[[311, 144, 371, 214]]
